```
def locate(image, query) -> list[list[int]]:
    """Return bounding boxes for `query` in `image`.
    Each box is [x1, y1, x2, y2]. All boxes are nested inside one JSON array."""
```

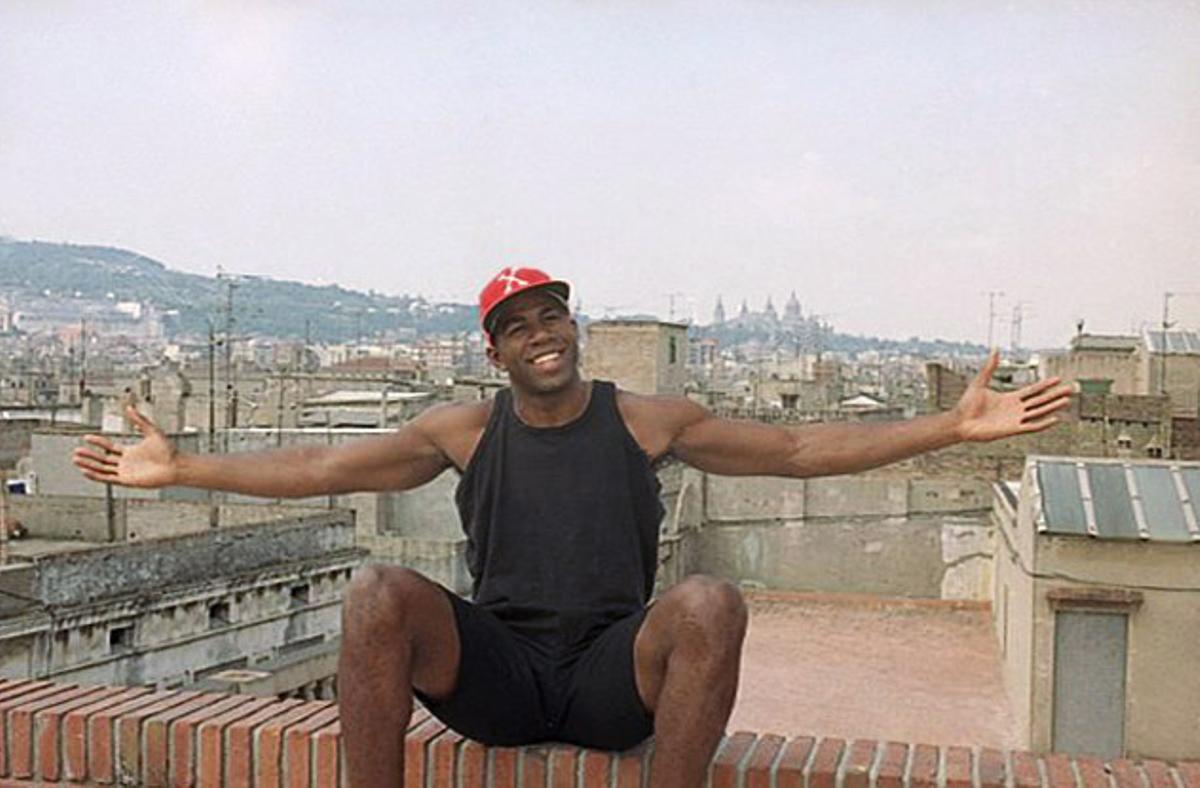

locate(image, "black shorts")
[[413, 588, 655, 751]]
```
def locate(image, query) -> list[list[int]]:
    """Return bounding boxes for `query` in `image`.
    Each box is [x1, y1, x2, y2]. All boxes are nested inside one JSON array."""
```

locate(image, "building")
[[992, 456, 1200, 760], [0, 503, 363, 698], [582, 320, 689, 396]]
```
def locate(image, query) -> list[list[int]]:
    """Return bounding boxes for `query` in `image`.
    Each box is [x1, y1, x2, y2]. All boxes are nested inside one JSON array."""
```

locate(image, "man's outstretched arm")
[[654, 351, 1074, 478], [71, 403, 463, 498]]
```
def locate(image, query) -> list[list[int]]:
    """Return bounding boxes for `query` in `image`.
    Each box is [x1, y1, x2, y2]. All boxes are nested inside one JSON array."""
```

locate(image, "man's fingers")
[[83, 435, 123, 455], [1022, 384, 1074, 410], [1017, 376, 1062, 400], [1020, 414, 1060, 433], [73, 448, 118, 468], [972, 350, 1000, 387], [1022, 397, 1072, 423], [75, 457, 118, 478], [125, 405, 160, 436]]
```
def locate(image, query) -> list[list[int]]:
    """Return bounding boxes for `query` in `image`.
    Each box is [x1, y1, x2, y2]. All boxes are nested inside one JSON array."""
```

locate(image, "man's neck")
[[511, 378, 592, 428]]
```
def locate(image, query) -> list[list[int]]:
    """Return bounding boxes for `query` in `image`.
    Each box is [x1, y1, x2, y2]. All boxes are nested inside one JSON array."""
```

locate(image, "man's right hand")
[[72, 406, 178, 489]]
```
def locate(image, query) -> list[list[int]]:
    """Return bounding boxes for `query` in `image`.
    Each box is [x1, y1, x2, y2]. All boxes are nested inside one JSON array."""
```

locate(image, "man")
[[73, 266, 1072, 787]]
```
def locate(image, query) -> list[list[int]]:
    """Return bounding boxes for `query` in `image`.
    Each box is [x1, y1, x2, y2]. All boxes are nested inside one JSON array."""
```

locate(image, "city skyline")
[[2, 2, 1199, 348]]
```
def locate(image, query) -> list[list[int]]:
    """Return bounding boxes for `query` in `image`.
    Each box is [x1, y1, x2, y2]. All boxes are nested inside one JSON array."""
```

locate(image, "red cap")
[[478, 266, 571, 336]]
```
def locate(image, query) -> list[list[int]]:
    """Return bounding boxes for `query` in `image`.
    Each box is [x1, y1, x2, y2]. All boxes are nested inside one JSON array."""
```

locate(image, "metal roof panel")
[[1037, 462, 1089, 536], [1086, 464, 1140, 539], [1132, 466, 1191, 542]]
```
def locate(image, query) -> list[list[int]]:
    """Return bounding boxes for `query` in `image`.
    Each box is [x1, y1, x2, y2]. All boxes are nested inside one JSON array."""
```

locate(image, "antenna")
[[982, 291, 1005, 350]]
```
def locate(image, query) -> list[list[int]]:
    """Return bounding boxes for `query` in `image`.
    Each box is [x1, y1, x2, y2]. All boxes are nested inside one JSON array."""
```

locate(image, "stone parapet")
[[0, 678, 1196, 786]]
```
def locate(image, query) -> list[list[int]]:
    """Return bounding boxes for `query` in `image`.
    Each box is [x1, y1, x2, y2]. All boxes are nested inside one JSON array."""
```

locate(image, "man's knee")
[[666, 575, 748, 654], [342, 565, 436, 637]]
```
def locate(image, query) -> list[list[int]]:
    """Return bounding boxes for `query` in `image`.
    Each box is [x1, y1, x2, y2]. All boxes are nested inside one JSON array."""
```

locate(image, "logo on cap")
[[479, 266, 571, 337]]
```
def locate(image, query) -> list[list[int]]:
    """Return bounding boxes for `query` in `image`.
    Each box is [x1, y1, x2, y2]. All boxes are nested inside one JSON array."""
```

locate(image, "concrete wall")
[[993, 476, 1039, 750], [7, 495, 330, 543], [696, 474, 993, 598], [30, 431, 205, 500]]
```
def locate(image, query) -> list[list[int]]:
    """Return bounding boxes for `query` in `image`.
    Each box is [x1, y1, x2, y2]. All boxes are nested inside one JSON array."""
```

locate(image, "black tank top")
[[454, 380, 664, 646]]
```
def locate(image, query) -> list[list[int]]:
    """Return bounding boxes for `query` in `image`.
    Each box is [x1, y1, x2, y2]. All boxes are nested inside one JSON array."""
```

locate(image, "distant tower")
[[764, 296, 778, 322], [784, 291, 802, 324], [712, 296, 726, 326], [738, 299, 750, 321]]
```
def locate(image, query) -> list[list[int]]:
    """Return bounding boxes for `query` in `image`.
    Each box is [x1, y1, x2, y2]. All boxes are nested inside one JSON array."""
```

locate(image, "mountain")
[[0, 237, 477, 342]]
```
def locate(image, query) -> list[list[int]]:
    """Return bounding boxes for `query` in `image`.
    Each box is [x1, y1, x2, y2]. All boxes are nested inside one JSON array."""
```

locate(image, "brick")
[[62, 686, 160, 782], [946, 746, 973, 788], [581, 748, 613, 788], [254, 702, 336, 788], [282, 704, 340, 788], [33, 685, 128, 782], [490, 747, 519, 788], [1142, 761, 1174, 788], [743, 733, 786, 788], [313, 720, 341, 788], [1011, 751, 1042, 788], [170, 694, 257, 787], [810, 737, 847, 788], [978, 747, 1007, 788], [909, 743, 940, 788], [459, 739, 488, 788], [521, 744, 549, 788], [615, 739, 651, 788], [1177, 762, 1200, 788], [1108, 759, 1145, 788], [775, 735, 816, 788], [844, 739, 878, 788], [7, 684, 100, 779], [712, 731, 758, 788], [1075, 757, 1110, 788], [108, 690, 205, 785], [0, 682, 77, 777], [429, 728, 463, 787], [223, 699, 304, 788], [195, 696, 277, 788], [548, 745, 580, 788], [877, 742, 910, 788], [1045, 753, 1078, 788], [402, 715, 444, 788]]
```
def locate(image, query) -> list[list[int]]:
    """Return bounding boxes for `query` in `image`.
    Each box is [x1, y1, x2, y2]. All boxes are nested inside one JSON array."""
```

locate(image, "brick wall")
[[0, 678, 1197, 787]]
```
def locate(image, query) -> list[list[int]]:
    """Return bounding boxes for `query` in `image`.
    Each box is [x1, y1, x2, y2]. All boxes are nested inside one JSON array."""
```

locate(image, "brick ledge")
[[0, 678, 1197, 786]]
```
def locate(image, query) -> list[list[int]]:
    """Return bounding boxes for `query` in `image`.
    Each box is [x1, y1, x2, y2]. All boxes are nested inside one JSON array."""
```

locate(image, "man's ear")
[[485, 345, 506, 372]]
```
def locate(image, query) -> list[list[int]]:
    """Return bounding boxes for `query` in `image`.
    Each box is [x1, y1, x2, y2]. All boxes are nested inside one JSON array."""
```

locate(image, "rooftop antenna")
[[982, 291, 1005, 350]]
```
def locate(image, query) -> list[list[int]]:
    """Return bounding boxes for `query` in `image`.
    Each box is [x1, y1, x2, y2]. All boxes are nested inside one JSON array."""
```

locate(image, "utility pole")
[[207, 319, 217, 453], [77, 318, 88, 402], [982, 291, 1005, 350]]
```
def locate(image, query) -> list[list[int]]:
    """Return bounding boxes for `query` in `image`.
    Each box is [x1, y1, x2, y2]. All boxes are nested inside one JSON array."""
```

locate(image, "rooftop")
[[733, 593, 1018, 749], [1027, 456, 1200, 542]]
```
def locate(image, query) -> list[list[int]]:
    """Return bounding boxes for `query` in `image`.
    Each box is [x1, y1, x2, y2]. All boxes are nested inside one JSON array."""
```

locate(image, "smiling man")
[[72, 266, 1073, 787]]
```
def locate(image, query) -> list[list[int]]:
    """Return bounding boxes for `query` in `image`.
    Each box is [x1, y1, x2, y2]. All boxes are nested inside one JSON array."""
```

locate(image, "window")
[[289, 583, 311, 609], [668, 336, 677, 365], [208, 601, 231, 629], [109, 624, 134, 654]]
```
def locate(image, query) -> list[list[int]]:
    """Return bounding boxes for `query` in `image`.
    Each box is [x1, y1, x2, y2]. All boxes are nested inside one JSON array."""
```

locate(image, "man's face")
[[486, 289, 580, 394]]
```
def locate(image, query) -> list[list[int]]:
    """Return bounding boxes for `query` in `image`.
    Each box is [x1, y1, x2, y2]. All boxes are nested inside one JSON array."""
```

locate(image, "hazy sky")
[[2, 2, 1198, 348]]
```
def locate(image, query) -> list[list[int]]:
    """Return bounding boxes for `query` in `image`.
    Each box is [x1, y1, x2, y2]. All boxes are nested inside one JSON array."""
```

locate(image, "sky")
[[2, 1, 1198, 349]]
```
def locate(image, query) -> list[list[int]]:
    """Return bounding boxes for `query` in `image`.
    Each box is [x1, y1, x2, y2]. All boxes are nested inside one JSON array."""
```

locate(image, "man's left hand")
[[952, 350, 1075, 442]]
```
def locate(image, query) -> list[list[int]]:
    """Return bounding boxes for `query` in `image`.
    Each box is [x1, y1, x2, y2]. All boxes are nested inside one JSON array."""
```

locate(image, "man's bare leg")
[[634, 574, 749, 788], [338, 565, 461, 787]]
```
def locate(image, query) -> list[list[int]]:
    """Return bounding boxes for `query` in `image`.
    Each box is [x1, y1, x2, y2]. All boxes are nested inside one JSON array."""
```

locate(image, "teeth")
[[533, 351, 561, 365]]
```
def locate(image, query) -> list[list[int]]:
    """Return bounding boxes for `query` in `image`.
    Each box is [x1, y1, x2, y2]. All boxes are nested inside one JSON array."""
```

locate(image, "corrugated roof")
[[1032, 456, 1200, 542], [1144, 329, 1200, 355]]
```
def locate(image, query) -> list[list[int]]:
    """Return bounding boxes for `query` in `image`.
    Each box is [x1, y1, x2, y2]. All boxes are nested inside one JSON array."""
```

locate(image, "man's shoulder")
[[612, 386, 708, 447], [413, 398, 494, 438]]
